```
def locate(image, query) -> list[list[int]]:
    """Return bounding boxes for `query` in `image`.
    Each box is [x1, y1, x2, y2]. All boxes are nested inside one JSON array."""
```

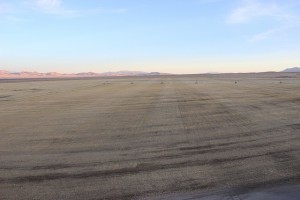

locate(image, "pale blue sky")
[[1, 0, 300, 73]]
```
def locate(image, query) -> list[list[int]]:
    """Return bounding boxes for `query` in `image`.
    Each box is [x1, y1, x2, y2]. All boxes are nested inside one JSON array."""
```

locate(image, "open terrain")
[[0, 73, 299, 199]]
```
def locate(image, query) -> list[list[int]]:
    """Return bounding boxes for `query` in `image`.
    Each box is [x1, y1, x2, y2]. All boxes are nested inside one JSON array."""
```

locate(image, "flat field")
[[0, 73, 300, 199]]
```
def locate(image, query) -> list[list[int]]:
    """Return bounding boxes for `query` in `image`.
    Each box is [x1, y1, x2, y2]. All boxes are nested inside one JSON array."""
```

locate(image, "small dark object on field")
[[131, 82, 134, 84], [160, 81, 164, 84], [280, 81, 282, 84], [235, 81, 237, 84], [195, 81, 198, 84]]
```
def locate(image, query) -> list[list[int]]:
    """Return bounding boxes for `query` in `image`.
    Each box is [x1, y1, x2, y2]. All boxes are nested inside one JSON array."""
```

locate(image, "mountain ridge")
[[281, 67, 300, 72], [0, 70, 169, 79], [1, 68, 299, 79]]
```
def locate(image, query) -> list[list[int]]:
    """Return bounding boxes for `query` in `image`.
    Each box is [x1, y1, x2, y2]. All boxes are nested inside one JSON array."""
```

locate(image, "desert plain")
[[0, 73, 300, 199]]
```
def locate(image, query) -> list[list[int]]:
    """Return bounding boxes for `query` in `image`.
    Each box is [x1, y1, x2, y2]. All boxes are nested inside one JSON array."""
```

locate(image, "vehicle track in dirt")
[[0, 74, 299, 200]]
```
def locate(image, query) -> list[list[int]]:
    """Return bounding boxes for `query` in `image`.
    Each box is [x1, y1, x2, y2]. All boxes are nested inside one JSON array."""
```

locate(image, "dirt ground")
[[0, 73, 299, 199]]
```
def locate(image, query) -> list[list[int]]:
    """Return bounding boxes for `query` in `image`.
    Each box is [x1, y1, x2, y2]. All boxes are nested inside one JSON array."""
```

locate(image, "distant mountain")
[[100, 71, 148, 76], [75, 72, 100, 76], [148, 72, 170, 75], [282, 67, 300, 72], [0, 70, 68, 78], [0, 70, 169, 79]]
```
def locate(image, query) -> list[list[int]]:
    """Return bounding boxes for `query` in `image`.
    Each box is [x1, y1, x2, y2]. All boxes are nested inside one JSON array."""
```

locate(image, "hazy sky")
[[1, 0, 300, 74]]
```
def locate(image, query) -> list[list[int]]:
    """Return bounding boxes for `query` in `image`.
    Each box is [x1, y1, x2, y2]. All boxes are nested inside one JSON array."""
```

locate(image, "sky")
[[1, 0, 300, 74]]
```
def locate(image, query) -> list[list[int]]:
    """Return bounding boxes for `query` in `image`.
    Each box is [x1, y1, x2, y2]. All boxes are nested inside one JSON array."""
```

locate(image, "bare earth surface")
[[0, 73, 299, 199]]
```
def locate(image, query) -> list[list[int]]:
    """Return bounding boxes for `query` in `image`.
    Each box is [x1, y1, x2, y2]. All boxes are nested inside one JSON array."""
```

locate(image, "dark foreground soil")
[[0, 73, 299, 199]]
